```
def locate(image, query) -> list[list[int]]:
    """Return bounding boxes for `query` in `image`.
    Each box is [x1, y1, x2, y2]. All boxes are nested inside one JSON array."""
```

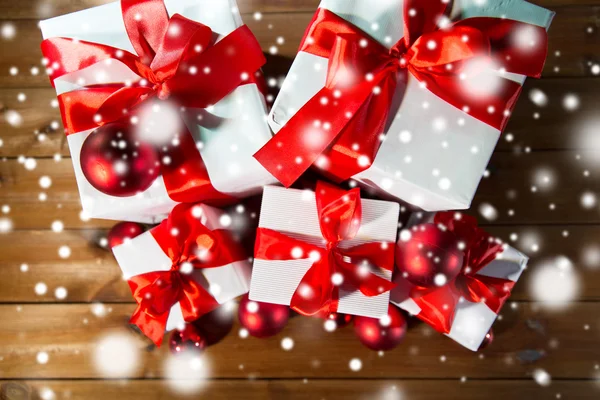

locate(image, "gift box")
[[258, 0, 553, 211], [390, 211, 528, 351], [112, 202, 251, 345], [40, 0, 276, 223], [250, 183, 399, 318]]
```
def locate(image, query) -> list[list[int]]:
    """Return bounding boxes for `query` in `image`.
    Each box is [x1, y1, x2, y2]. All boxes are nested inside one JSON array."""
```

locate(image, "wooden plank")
[[0, 0, 592, 19], [2, 77, 598, 158], [0, 303, 598, 379], [1, 150, 599, 229], [0, 225, 597, 303], [0, 6, 599, 88], [1, 380, 599, 400]]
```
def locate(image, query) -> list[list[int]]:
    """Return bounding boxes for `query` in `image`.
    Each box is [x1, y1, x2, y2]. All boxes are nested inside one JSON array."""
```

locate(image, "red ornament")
[[238, 294, 289, 338], [320, 311, 353, 328], [479, 329, 494, 351], [80, 123, 160, 197], [354, 305, 407, 351], [396, 223, 464, 288], [107, 221, 145, 248], [168, 324, 207, 354], [192, 304, 235, 346]]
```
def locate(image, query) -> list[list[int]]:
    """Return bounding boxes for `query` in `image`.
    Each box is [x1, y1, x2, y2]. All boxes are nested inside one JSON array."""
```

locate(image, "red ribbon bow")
[[41, 0, 266, 202], [410, 212, 514, 334], [254, 181, 395, 316], [254, 0, 548, 187], [128, 203, 245, 345]]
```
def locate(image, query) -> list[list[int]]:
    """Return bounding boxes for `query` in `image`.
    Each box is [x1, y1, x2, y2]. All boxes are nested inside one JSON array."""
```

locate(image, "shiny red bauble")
[[320, 311, 353, 328], [238, 294, 289, 338], [168, 324, 207, 355], [107, 221, 145, 248], [192, 305, 235, 346], [396, 223, 464, 288], [80, 123, 160, 197], [354, 305, 407, 351]]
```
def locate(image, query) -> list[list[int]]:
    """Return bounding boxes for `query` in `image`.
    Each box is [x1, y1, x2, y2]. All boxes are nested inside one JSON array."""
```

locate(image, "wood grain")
[[0, 0, 599, 397], [2, 77, 599, 158], [0, 225, 597, 303], [0, 303, 598, 379], [0, 6, 599, 88], [1, 380, 599, 400], [1, 150, 599, 229]]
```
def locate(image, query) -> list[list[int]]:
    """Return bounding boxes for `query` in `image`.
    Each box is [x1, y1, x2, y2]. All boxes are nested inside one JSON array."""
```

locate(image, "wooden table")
[[1, 0, 600, 398]]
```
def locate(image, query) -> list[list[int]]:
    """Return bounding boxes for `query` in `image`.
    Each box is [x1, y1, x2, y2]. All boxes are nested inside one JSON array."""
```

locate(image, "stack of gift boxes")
[[41, 0, 553, 351]]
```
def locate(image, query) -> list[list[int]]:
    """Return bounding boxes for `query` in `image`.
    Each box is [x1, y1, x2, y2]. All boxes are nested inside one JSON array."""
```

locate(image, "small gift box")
[[112, 202, 251, 345], [40, 0, 276, 223], [390, 211, 527, 351], [257, 0, 553, 211], [250, 183, 399, 318]]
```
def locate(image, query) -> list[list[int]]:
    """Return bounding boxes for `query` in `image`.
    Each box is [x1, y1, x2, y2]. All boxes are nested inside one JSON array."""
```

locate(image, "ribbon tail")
[[254, 86, 350, 187], [412, 285, 461, 334], [160, 124, 234, 204], [179, 276, 220, 322], [459, 275, 516, 314], [130, 305, 170, 346], [290, 258, 337, 316]]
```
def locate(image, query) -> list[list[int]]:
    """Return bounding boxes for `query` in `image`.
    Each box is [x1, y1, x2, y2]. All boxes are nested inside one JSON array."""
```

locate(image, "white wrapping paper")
[[249, 185, 399, 318], [112, 204, 251, 332], [268, 0, 554, 211], [40, 0, 276, 223], [390, 212, 528, 351]]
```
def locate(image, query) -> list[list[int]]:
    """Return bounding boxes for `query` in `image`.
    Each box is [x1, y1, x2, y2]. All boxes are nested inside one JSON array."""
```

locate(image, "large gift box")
[[40, 0, 276, 223], [258, 0, 553, 211], [250, 183, 399, 318], [112, 202, 251, 345], [390, 212, 528, 351]]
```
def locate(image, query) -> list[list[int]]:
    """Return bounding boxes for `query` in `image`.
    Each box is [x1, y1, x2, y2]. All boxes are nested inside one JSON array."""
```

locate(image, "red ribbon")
[[410, 212, 514, 334], [41, 0, 266, 202], [254, 0, 548, 187], [254, 181, 395, 316], [128, 203, 246, 345]]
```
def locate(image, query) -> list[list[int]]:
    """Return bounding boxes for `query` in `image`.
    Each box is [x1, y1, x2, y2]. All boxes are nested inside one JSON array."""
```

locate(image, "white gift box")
[[390, 212, 528, 351], [112, 204, 251, 332], [249, 185, 399, 318], [268, 0, 554, 211], [40, 0, 276, 223]]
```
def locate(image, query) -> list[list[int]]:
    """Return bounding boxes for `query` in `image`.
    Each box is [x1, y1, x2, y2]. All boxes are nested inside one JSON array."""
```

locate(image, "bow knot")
[[152, 80, 170, 100]]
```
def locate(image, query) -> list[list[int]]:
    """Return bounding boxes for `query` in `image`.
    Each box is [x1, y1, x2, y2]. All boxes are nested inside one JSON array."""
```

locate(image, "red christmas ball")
[[478, 329, 494, 351], [354, 305, 407, 351], [169, 324, 207, 355], [320, 311, 353, 328], [396, 223, 464, 288], [192, 304, 235, 346], [238, 294, 289, 338], [80, 123, 160, 197], [107, 221, 145, 248]]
